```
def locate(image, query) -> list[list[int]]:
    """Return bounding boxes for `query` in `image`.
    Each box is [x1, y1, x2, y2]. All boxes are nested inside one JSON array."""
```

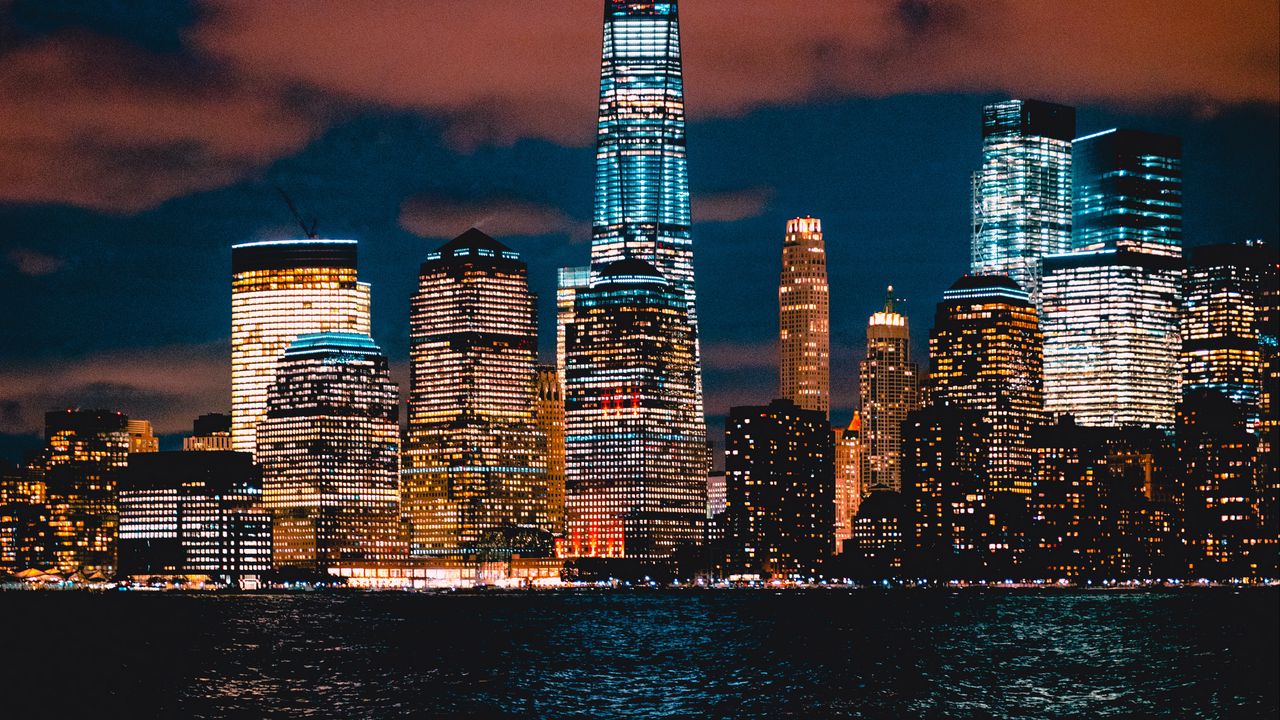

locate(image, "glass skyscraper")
[[258, 332, 402, 572], [971, 99, 1075, 307], [230, 239, 371, 456], [402, 229, 549, 558], [1043, 129, 1183, 427], [564, 259, 705, 562], [779, 216, 830, 416]]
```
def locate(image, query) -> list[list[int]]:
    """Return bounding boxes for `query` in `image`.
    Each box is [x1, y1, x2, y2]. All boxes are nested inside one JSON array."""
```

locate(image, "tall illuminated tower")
[[258, 333, 402, 571], [779, 216, 830, 415], [402, 230, 547, 557], [1043, 129, 1182, 427], [230, 239, 371, 455], [929, 275, 1044, 494], [564, 259, 705, 562], [971, 99, 1075, 306], [859, 288, 921, 494]]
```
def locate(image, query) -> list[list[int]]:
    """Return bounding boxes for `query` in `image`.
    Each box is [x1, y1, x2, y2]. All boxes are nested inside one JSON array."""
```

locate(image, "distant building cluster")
[[1, 4, 1276, 587]]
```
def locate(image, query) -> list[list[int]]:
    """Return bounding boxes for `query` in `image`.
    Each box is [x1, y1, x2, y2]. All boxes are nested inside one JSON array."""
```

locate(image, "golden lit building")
[[42, 409, 130, 575], [402, 230, 550, 559], [127, 419, 159, 454], [833, 412, 861, 555], [230, 239, 371, 456], [535, 365, 567, 538], [928, 275, 1044, 494], [0, 463, 51, 573], [779, 216, 830, 415], [859, 287, 920, 494], [258, 333, 403, 571]]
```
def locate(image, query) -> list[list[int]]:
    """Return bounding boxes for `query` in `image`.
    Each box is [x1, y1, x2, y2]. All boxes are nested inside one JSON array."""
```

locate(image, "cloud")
[[400, 195, 582, 240], [695, 188, 773, 224], [701, 340, 778, 372], [6, 248, 64, 276], [0, 343, 230, 435], [0, 33, 326, 213]]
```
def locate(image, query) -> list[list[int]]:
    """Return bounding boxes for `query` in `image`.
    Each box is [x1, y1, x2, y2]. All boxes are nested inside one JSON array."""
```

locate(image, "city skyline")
[[1, 3, 1276, 463]]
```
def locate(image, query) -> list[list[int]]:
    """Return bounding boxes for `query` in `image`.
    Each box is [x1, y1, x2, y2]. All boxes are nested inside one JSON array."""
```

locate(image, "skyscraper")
[[588, 0, 703, 414], [183, 413, 233, 452], [779, 216, 830, 415], [1182, 241, 1271, 427], [42, 409, 129, 575], [564, 259, 705, 562], [258, 332, 402, 572], [859, 288, 921, 494], [1043, 129, 1183, 427], [230, 239, 371, 455], [535, 365, 567, 539], [402, 229, 548, 558], [833, 413, 862, 555], [723, 399, 835, 579], [928, 275, 1044, 494], [971, 99, 1075, 306]]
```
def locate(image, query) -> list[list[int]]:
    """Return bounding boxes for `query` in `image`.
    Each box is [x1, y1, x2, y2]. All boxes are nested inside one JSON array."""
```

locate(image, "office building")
[[1072, 129, 1182, 257], [928, 275, 1044, 494], [127, 419, 159, 454], [535, 365, 567, 538], [258, 333, 402, 572], [971, 99, 1075, 306], [402, 230, 548, 558], [723, 399, 835, 579], [42, 409, 129, 575], [833, 413, 861, 555], [779, 216, 830, 415], [117, 451, 271, 583], [564, 259, 705, 562], [230, 239, 371, 455], [859, 287, 921, 493], [183, 413, 233, 452], [0, 463, 51, 573]]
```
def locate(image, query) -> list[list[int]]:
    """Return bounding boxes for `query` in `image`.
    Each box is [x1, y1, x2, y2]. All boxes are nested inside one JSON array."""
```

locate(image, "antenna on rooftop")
[[276, 187, 319, 239]]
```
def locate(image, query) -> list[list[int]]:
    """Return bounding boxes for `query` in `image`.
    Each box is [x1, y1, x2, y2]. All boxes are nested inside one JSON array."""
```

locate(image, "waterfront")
[[1, 590, 1275, 718]]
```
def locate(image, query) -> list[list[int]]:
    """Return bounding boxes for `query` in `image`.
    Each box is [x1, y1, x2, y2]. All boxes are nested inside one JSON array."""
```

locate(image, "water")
[[1, 589, 1275, 718]]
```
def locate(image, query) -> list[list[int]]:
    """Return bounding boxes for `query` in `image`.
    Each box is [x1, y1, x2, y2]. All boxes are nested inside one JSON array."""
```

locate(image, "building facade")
[[127, 419, 159, 454], [564, 259, 706, 562], [117, 451, 271, 583], [258, 333, 402, 572], [971, 99, 1075, 306], [230, 239, 371, 455], [183, 413, 233, 452], [42, 409, 130, 575], [833, 414, 861, 555], [859, 288, 921, 493], [779, 216, 831, 415], [723, 399, 835, 579], [402, 230, 548, 558], [928, 275, 1044, 494], [1043, 128, 1184, 427], [535, 365, 567, 539]]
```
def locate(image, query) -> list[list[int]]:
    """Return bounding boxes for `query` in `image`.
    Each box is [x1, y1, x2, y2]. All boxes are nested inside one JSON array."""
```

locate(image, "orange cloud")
[[6, 248, 64, 277], [695, 188, 773, 224]]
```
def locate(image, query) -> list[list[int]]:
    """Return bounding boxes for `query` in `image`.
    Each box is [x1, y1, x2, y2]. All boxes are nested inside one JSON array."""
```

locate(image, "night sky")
[[2, 1, 1277, 462]]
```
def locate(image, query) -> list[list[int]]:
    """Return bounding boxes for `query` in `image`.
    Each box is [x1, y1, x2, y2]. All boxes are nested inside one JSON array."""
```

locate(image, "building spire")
[[884, 285, 896, 314]]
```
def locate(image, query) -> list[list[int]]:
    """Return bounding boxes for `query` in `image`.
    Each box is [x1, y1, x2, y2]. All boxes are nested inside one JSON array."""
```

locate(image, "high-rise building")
[[779, 216, 830, 415], [556, 266, 592, 380], [127, 419, 159, 454], [117, 451, 271, 584], [257, 332, 402, 572], [1043, 129, 1183, 427], [590, 0, 703, 415], [971, 99, 1075, 306], [859, 287, 921, 493], [564, 259, 705, 562], [928, 275, 1044, 494], [0, 462, 51, 573], [42, 409, 129, 575], [723, 399, 834, 579], [1182, 241, 1271, 428], [833, 413, 861, 555], [183, 413, 233, 452], [402, 230, 548, 558], [230, 239, 371, 455], [1072, 129, 1182, 257], [535, 365, 567, 539]]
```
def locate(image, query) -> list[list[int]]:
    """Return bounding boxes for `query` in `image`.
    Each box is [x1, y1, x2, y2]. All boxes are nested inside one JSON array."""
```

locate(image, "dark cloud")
[[6, 248, 63, 276], [400, 195, 583, 242]]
